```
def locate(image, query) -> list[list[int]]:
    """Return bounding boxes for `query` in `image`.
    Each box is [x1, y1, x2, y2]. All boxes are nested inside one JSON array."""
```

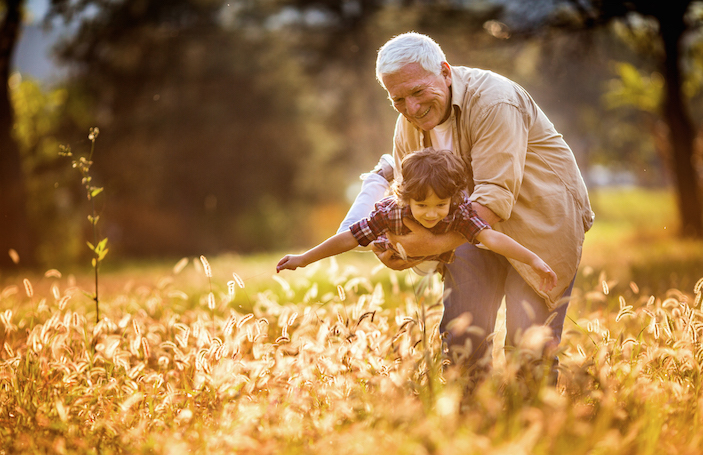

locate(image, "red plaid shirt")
[[349, 193, 490, 264]]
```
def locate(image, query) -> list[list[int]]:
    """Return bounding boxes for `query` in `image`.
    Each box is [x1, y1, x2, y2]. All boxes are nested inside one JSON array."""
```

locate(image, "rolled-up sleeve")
[[468, 103, 529, 221], [349, 199, 394, 246], [452, 202, 492, 243]]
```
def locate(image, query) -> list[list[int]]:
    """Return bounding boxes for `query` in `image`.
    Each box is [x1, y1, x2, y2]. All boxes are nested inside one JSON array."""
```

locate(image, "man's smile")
[[416, 107, 430, 119]]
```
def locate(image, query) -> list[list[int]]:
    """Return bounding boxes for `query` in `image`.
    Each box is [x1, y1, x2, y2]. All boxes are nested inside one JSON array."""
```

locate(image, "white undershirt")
[[413, 118, 459, 275], [429, 118, 454, 152]]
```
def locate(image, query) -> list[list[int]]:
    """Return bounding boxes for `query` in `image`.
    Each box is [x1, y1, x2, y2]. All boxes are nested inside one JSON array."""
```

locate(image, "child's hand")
[[531, 258, 558, 292], [276, 254, 306, 273]]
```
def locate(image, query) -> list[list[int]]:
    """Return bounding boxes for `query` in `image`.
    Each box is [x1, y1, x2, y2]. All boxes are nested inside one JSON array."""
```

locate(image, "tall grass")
[[582, 186, 703, 294], [2, 186, 702, 453], [2, 250, 703, 454]]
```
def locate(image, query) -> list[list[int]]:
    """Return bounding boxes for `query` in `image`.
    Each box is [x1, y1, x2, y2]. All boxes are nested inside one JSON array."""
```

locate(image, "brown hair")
[[394, 147, 468, 206]]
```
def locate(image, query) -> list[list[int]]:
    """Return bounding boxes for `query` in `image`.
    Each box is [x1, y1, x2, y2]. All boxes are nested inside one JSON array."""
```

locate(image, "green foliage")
[[603, 62, 663, 113], [8, 76, 93, 267], [9, 75, 68, 166]]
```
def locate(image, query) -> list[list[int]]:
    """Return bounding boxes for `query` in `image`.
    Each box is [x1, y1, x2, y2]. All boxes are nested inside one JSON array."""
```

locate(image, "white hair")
[[375, 32, 447, 84]]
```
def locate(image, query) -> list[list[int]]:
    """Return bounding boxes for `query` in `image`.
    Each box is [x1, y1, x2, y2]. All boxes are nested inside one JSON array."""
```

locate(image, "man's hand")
[[373, 248, 425, 271], [386, 218, 465, 257], [385, 218, 435, 257]]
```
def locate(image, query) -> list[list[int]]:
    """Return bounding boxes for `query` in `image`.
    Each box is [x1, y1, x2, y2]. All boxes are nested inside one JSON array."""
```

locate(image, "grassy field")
[[1, 187, 703, 454]]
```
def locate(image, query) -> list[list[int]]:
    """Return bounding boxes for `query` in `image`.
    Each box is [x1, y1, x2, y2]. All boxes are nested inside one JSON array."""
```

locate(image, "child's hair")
[[394, 147, 468, 205]]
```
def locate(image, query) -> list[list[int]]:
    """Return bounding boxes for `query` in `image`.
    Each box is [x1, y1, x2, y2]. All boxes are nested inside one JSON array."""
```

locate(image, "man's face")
[[381, 62, 452, 132]]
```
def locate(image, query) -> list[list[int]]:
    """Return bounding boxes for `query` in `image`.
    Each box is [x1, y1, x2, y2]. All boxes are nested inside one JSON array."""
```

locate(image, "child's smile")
[[409, 189, 451, 229]]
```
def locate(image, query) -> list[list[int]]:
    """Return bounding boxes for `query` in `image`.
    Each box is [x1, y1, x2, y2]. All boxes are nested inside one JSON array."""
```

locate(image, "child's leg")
[[337, 154, 394, 235], [336, 173, 390, 234], [336, 151, 396, 237]]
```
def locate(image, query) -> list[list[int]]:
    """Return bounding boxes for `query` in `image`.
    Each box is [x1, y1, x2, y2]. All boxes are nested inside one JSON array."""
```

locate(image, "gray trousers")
[[442, 242, 574, 364]]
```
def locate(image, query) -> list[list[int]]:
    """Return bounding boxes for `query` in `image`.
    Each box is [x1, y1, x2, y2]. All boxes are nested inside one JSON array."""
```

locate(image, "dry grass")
[[582, 187, 703, 293], [2, 252, 703, 454]]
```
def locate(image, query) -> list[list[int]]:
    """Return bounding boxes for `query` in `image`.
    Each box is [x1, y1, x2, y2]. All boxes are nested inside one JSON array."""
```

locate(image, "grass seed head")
[[200, 255, 212, 278], [337, 285, 346, 302], [232, 272, 245, 288], [173, 257, 189, 275], [8, 249, 19, 264], [695, 277, 703, 307], [23, 279, 33, 298], [45, 269, 62, 278]]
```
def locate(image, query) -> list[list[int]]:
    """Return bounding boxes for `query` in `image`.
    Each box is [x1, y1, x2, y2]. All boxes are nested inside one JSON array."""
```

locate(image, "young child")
[[277, 147, 557, 292]]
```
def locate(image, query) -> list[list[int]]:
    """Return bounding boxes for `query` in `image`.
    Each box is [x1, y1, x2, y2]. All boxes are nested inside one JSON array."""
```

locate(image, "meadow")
[[2, 187, 703, 454]]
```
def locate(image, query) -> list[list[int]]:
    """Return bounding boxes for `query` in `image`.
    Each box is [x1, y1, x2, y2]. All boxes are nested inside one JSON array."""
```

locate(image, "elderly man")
[[339, 32, 594, 367]]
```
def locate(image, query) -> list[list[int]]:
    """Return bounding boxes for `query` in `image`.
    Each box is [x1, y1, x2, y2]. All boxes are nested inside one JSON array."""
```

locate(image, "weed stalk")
[[60, 127, 108, 324]]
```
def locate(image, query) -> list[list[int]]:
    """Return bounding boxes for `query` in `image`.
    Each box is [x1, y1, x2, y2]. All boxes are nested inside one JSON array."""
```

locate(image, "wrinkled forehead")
[[381, 63, 437, 96]]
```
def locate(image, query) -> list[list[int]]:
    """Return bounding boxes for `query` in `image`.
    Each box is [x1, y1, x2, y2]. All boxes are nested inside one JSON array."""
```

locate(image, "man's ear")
[[441, 62, 452, 84], [441, 62, 451, 76]]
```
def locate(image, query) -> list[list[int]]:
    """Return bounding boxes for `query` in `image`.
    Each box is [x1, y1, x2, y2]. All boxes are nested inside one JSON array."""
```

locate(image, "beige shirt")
[[392, 66, 594, 310]]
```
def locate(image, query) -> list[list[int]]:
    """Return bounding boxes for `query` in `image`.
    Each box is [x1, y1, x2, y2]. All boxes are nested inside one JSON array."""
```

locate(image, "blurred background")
[[2, 0, 703, 277]]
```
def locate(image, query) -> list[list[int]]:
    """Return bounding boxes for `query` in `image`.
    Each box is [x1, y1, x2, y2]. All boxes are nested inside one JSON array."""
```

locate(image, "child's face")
[[408, 189, 451, 228]]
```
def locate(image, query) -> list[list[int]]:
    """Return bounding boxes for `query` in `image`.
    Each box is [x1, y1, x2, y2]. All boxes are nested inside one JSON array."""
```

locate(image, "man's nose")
[[406, 97, 421, 115]]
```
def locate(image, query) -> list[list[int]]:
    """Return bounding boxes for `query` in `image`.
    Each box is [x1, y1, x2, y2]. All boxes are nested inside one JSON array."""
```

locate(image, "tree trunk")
[[0, 0, 34, 269], [659, 8, 703, 238]]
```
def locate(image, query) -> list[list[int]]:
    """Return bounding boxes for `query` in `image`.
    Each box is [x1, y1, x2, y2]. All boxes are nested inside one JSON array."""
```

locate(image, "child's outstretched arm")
[[277, 231, 359, 272], [474, 229, 558, 292]]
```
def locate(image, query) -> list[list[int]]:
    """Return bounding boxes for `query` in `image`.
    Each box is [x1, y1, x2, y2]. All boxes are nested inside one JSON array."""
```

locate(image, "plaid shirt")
[[349, 193, 490, 264]]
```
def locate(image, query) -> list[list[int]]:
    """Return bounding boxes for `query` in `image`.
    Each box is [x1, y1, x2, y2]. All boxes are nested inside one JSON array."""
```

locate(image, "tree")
[[45, 0, 324, 256], [38, 0, 533, 257], [561, 0, 703, 237], [0, 0, 33, 269]]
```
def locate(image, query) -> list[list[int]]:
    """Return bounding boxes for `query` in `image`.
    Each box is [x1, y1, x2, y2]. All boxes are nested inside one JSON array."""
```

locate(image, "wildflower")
[[88, 127, 100, 141]]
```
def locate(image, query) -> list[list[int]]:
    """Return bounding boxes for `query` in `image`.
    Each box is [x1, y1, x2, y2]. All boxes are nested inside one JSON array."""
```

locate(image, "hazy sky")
[[14, 0, 63, 81], [27, 0, 49, 21]]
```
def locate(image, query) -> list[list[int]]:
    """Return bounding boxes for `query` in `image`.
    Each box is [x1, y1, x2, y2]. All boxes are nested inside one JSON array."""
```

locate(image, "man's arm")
[[470, 202, 502, 226], [374, 202, 502, 271], [384, 202, 501, 257]]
